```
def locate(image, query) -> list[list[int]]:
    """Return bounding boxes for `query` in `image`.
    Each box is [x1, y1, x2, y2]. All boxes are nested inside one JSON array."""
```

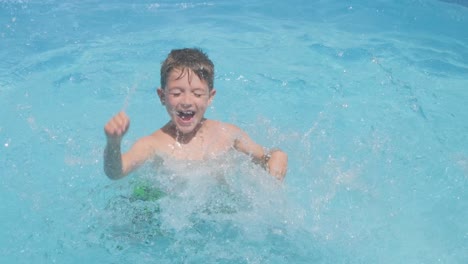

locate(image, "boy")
[[104, 48, 288, 181]]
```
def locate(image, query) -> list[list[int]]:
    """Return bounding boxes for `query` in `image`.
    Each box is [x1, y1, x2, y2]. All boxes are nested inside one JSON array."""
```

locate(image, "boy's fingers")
[[105, 123, 119, 137], [108, 112, 130, 136], [116, 112, 129, 129], [104, 111, 131, 141]]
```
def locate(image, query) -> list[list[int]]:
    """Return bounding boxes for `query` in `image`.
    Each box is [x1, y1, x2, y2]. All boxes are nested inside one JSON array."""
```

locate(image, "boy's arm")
[[104, 136, 155, 179], [260, 149, 288, 180], [232, 126, 288, 180], [104, 138, 126, 180], [104, 112, 160, 180], [103, 112, 133, 180]]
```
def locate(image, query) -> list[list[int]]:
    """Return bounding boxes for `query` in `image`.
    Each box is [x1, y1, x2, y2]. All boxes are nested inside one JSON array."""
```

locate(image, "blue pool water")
[[1, 0, 467, 263]]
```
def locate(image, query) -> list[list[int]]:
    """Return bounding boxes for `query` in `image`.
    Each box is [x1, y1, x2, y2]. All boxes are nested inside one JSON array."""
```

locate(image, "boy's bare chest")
[[163, 133, 232, 160]]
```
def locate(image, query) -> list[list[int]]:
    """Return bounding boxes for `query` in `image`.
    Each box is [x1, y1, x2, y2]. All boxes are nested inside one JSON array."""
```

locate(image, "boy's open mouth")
[[177, 110, 195, 121]]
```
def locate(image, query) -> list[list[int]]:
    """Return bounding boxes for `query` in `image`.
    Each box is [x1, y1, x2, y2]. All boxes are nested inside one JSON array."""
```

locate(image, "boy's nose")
[[180, 94, 192, 107]]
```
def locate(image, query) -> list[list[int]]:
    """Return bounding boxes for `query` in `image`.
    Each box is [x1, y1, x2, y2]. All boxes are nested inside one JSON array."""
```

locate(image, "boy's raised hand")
[[104, 111, 130, 141]]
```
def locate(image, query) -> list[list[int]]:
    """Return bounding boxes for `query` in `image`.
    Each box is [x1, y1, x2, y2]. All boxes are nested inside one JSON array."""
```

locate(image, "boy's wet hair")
[[160, 48, 214, 90]]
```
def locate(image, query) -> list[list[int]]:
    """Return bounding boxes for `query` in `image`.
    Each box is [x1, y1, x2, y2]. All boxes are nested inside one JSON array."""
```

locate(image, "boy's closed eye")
[[193, 92, 205, 98], [168, 89, 182, 97]]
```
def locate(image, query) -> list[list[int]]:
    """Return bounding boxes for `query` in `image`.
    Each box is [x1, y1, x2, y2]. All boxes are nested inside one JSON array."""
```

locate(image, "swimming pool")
[[1, 0, 467, 263]]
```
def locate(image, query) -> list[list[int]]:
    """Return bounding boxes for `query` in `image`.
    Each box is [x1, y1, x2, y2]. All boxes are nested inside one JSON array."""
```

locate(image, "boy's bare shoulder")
[[203, 120, 244, 140], [204, 119, 241, 132], [132, 128, 172, 150]]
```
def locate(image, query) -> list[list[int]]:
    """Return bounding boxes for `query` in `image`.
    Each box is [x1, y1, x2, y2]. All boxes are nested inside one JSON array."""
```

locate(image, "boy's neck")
[[165, 119, 206, 145]]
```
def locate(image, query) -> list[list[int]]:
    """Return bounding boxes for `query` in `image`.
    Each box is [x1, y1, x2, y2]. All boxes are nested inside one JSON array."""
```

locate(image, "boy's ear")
[[157, 88, 165, 105], [209, 89, 216, 103]]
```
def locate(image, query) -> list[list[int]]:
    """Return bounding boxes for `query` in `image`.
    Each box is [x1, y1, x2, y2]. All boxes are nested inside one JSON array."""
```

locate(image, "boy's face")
[[158, 68, 216, 135]]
